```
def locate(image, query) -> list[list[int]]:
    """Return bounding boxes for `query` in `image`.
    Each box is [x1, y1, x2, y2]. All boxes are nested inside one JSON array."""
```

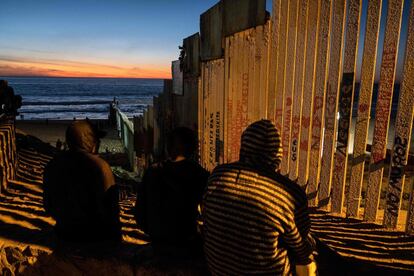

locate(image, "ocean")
[[2, 77, 401, 122], [2, 77, 163, 120]]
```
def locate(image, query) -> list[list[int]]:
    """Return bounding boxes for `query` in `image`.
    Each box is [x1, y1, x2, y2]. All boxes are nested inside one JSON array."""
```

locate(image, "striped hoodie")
[[202, 120, 313, 275]]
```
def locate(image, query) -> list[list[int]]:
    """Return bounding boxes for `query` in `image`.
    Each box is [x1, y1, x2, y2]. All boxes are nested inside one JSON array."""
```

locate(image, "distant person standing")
[[109, 97, 117, 126], [134, 127, 209, 257], [202, 120, 316, 275], [55, 139, 62, 151], [43, 120, 121, 243]]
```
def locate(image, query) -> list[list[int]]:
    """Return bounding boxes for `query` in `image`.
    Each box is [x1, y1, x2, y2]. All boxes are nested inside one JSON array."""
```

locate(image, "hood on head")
[[66, 120, 106, 153], [239, 119, 283, 172]]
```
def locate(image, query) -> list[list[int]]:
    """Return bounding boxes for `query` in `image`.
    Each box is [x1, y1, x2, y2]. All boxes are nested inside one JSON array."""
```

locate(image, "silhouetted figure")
[[43, 120, 121, 243], [134, 127, 209, 257], [202, 120, 316, 275], [56, 139, 62, 150], [109, 99, 117, 126], [0, 80, 22, 116], [0, 80, 10, 111]]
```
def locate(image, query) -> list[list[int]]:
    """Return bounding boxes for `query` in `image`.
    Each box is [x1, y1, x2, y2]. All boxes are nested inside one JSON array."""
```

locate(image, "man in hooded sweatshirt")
[[134, 127, 209, 257], [43, 120, 121, 243], [202, 120, 316, 275]]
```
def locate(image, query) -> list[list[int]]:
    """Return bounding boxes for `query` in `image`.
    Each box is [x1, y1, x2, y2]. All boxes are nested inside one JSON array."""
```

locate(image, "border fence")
[[114, 107, 136, 171], [0, 118, 17, 193], [136, 0, 414, 235], [113, 104, 156, 176]]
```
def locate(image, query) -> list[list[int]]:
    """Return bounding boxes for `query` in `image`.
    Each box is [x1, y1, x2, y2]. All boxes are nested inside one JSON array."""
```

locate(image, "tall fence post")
[[280, 0, 299, 175], [0, 118, 17, 193], [388, 1, 414, 233], [347, 0, 383, 218], [297, 0, 320, 187], [330, 0, 362, 214], [364, 0, 404, 223], [289, 0, 309, 181], [317, 0, 347, 210], [114, 107, 137, 172]]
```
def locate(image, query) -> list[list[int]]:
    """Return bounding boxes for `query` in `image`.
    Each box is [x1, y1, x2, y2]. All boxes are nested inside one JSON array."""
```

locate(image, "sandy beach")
[[0, 120, 412, 275], [1, 121, 210, 275], [16, 119, 125, 154]]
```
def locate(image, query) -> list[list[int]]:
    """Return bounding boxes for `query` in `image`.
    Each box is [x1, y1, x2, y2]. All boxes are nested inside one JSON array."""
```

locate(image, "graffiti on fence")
[[215, 111, 222, 163], [386, 137, 407, 216]]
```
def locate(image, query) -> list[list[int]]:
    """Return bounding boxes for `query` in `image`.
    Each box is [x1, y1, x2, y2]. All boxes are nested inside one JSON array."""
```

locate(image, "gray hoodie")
[[43, 120, 121, 242]]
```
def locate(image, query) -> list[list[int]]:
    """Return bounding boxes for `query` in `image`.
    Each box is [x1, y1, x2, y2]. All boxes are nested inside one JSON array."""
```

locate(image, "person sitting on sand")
[[201, 120, 317, 275], [43, 120, 121, 243], [134, 127, 209, 257]]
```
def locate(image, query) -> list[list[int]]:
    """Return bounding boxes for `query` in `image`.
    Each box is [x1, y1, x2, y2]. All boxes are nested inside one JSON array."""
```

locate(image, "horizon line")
[[0, 75, 172, 80], [3, 76, 399, 84]]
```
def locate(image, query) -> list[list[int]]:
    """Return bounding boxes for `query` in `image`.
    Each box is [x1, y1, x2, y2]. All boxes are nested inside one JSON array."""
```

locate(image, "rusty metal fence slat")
[[347, 0, 383, 218], [280, 0, 299, 175], [307, 0, 333, 207], [274, 0, 290, 153], [289, 0, 309, 181], [298, 0, 321, 187], [385, 0, 414, 232], [318, 0, 347, 209], [364, 0, 405, 223], [330, 0, 362, 214]]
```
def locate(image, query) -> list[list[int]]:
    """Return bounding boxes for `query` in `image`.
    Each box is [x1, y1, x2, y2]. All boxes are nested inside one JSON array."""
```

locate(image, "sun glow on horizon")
[[0, 56, 171, 79]]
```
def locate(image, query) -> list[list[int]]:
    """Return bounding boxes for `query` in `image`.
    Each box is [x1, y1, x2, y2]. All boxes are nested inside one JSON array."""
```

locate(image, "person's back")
[[43, 120, 121, 242], [138, 159, 208, 244], [135, 127, 209, 253], [202, 120, 315, 275]]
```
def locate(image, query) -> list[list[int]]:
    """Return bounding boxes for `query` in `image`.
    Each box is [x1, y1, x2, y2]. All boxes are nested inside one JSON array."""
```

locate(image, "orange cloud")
[[0, 57, 171, 79]]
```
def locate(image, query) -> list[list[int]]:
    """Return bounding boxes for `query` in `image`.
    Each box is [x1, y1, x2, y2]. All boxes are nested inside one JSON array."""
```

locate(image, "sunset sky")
[[0, 0, 411, 79], [0, 0, 236, 79]]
